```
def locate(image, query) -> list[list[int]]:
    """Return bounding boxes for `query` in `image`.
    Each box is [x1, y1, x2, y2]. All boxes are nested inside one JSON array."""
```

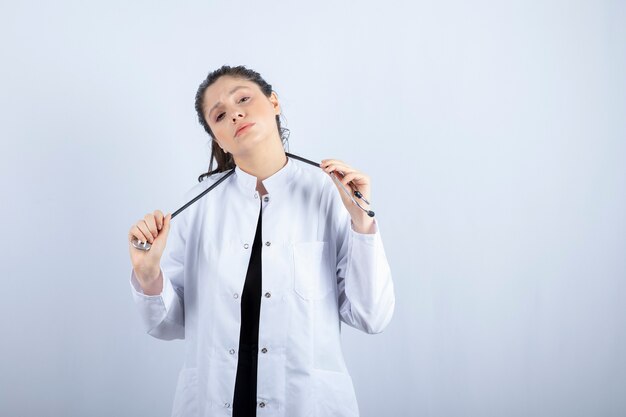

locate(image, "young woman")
[[128, 65, 395, 417]]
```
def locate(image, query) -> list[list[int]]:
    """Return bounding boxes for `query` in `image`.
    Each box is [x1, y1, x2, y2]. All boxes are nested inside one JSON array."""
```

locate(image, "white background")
[[1, 1, 624, 416]]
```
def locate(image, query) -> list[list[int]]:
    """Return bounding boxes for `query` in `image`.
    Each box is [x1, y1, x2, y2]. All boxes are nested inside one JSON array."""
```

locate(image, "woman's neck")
[[233, 137, 287, 193]]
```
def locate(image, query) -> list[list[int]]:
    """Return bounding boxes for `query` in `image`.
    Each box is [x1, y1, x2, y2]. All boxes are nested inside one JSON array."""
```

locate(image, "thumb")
[[160, 213, 172, 239]]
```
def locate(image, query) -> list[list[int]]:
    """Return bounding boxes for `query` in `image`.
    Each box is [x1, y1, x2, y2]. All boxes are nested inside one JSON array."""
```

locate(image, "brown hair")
[[194, 65, 290, 182]]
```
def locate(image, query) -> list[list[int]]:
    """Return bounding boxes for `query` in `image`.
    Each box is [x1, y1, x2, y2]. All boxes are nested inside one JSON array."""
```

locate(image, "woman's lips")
[[235, 123, 255, 137]]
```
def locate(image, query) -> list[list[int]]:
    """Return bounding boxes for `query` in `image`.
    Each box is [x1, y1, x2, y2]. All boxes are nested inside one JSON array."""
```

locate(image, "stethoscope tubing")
[[131, 152, 373, 251], [286, 153, 374, 216]]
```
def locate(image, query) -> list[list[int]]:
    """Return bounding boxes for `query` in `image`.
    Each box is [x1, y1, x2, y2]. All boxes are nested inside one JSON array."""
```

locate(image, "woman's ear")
[[270, 91, 281, 115]]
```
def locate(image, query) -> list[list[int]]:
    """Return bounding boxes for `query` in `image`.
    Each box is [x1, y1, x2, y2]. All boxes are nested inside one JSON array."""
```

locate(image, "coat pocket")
[[313, 368, 360, 417], [293, 241, 334, 300], [171, 367, 199, 417]]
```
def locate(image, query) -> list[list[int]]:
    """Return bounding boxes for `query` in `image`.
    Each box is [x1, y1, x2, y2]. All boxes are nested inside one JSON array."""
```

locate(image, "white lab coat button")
[[224, 402, 231, 408], [261, 347, 267, 354], [229, 349, 235, 355], [233, 293, 239, 299], [244, 243, 249, 249], [254, 193, 258, 199], [265, 241, 271, 246], [258, 401, 266, 408], [264, 292, 271, 298], [263, 196, 269, 202]]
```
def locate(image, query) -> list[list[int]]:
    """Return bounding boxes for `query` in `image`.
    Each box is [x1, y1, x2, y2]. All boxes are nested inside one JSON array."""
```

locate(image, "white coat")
[[129, 156, 395, 417]]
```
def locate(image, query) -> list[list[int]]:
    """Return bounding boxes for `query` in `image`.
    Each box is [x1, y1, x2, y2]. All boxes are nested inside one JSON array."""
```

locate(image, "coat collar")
[[234, 155, 299, 196]]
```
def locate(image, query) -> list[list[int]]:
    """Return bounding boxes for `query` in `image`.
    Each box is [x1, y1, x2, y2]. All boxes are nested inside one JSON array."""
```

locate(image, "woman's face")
[[202, 75, 281, 158]]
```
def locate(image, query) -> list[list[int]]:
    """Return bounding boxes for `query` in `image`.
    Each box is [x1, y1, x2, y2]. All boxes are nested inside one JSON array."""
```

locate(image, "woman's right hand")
[[128, 210, 171, 289]]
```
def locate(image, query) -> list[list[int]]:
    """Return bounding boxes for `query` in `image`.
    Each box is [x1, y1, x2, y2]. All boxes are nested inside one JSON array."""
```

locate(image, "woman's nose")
[[231, 111, 244, 122]]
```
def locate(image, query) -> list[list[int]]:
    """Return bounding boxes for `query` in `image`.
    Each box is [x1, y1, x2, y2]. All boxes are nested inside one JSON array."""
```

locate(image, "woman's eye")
[[215, 97, 250, 122]]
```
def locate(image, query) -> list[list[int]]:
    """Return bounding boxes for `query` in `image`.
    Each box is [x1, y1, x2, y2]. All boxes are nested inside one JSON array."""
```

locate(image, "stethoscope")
[[130, 152, 374, 251]]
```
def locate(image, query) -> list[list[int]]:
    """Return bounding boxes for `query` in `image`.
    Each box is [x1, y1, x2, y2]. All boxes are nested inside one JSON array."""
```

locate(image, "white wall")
[[1, 0, 624, 416]]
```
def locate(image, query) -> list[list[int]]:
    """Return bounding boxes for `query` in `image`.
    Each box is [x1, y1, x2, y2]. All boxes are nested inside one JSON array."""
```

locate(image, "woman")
[[128, 65, 395, 417]]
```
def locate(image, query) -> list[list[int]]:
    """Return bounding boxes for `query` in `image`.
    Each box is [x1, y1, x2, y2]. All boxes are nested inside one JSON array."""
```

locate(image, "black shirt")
[[233, 203, 263, 416]]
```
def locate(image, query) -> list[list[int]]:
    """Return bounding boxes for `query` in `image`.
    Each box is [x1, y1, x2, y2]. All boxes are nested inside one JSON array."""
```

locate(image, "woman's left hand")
[[321, 158, 376, 234]]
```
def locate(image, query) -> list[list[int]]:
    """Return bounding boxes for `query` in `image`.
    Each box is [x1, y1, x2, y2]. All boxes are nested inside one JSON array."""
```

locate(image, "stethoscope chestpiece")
[[131, 238, 152, 251], [130, 168, 236, 252]]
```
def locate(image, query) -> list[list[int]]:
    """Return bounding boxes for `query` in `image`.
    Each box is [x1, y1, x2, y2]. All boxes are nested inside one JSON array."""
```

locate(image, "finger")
[[346, 170, 369, 183], [330, 171, 362, 198], [143, 214, 158, 239], [321, 159, 349, 169], [340, 175, 366, 196], [342, 173, 371, 199], [329, 170, 346, 182], [154, 210, 165, 231], [322, 163, 356, 176], [341, 172, 367, 187], [137, 221, 154, 243], [321, 158, 346, 167], [131, 224, 151, 244], [320, 160, 349, 173], [325, 163, 368, 185], [161, 213, 171, 234]]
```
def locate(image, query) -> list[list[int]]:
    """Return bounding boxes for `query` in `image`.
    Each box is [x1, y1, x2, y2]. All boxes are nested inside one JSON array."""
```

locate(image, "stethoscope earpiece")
[[353, 190, 370, 205], [285, 153, 374, 218]]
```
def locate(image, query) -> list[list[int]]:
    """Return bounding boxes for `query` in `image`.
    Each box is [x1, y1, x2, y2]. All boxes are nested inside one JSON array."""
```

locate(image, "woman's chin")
[[234, 133, 267, 153]]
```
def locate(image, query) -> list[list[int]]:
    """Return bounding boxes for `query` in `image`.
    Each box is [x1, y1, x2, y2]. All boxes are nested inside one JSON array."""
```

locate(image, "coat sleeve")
[[325, 177, 396, 334], [129, 203, 187, 341]]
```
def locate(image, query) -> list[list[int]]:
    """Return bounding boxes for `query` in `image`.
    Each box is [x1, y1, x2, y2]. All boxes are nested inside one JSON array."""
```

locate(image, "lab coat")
[[129, 156, 395, 417]]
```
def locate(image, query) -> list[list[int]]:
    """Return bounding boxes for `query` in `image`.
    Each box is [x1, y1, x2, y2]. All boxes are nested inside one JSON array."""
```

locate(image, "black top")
[[233, 204, 263, 416]]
